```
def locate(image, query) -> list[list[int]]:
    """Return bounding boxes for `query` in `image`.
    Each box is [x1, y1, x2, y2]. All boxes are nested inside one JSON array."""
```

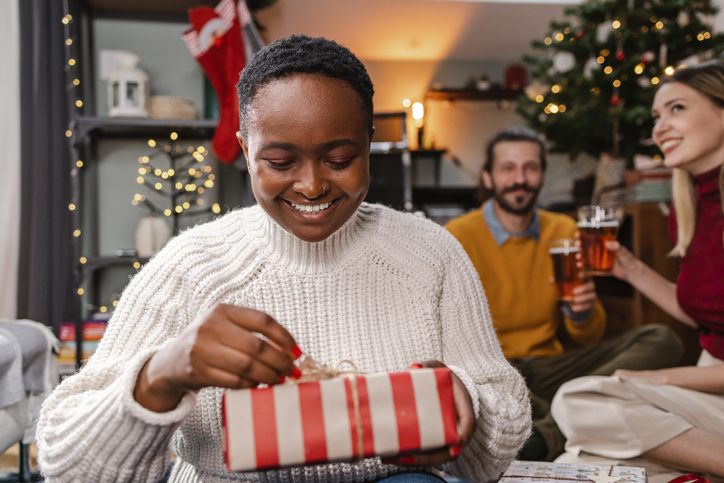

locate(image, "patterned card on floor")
[[500, 460, 646, 483]]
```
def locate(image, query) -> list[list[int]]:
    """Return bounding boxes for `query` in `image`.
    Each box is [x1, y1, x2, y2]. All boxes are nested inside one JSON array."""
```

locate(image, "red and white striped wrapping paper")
[[222, 367, 459, 472]]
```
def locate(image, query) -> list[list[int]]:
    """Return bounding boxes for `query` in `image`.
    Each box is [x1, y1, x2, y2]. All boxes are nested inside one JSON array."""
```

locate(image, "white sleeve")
[[36, 243, 199, 483], [438, 235, 531, 481]]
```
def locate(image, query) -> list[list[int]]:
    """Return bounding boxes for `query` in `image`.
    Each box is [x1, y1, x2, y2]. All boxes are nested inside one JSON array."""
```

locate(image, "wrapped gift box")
[[222, 367, 459, 472], [500, 461, 647, 483]]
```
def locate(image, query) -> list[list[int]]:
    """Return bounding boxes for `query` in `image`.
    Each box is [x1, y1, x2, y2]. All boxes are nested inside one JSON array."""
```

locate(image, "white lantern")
[[108, 52, 149, 118]]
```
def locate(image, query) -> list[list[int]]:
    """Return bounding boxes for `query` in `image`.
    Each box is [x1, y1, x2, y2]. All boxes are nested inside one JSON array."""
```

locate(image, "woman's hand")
[[613, 368, 670, 385], [568, 281, 597, 314], [135, 303, 299, 413], [605, 240, 640, 281], [381, 360, 474, 467]]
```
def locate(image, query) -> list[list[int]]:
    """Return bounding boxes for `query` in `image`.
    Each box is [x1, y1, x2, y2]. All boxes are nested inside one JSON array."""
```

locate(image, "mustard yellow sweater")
[[446, 207, 606, 360]]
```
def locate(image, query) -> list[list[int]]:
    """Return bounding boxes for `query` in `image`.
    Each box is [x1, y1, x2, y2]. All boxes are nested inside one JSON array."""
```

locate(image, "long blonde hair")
[[658, 61, 724, 257]]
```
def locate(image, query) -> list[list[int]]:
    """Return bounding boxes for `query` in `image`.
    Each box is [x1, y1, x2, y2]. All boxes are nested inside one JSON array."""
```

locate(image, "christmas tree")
[[517, 0, 724, 164]]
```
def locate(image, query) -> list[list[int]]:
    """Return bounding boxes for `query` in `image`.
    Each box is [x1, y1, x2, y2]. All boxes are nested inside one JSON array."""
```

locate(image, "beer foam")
[[549, 247, 580, 254], [577, 221, 619, 228]]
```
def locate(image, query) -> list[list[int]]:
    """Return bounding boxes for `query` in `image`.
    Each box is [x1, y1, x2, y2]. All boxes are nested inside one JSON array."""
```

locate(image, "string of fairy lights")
[[61, 10, 220, 317]]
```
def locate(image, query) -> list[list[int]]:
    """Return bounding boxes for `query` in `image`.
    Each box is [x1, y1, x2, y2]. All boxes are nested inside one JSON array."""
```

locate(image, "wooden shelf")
[[86, 0, 218, 18], [72, 116, 217, 142], [425, 89, 523, 101]]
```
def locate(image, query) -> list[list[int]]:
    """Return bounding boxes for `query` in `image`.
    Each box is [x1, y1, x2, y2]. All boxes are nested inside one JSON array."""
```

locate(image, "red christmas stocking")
[[183, 0, 246, 163]]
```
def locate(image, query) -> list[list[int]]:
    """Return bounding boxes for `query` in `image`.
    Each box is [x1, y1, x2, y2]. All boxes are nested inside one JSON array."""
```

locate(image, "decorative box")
[[500, 461, 647, 483], [222, 367, 459, 472]]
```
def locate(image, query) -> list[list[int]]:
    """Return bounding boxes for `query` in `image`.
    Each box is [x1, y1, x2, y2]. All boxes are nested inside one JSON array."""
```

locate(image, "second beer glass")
[[577, 205, 620, 275]]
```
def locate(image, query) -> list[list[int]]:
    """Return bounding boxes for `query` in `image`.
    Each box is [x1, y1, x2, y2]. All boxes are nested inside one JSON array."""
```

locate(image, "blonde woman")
[[551, 60, 724, 477]]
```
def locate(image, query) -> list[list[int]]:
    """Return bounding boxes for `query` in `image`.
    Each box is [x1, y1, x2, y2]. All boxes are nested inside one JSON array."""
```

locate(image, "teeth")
[[290, 201, 332, 213], [662, 139, 681, 150]]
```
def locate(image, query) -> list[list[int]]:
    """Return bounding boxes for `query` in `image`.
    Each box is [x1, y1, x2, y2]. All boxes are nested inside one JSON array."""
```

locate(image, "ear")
[[482, 170, 493, 190], [370, 126, 376, 143], [236, 131, 250, 163]]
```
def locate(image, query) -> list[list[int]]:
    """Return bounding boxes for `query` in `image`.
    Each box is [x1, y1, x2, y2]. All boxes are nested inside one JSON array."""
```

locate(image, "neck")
[[492, 200, 535, 235], [685, 152, 724, 176]]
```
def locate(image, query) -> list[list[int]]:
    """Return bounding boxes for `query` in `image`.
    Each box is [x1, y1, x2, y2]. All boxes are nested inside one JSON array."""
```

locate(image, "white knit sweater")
[[37, 203, 530, 483]]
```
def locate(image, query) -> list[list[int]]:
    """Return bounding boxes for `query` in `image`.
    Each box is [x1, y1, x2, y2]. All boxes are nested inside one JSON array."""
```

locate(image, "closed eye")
[[326, 157, 355, 169], [264, 158, 295, 169]]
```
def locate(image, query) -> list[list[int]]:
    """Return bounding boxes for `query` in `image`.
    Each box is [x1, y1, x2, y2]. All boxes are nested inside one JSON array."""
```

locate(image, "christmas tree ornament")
[[596, 21, 614, 43], [583, 56, 601, 79], [183, 0, 246, 163], [659, 44, 668, 68], [553, 51, 576, 73], [678, 10, 690, 26], [576, 29, 585, 39], [637, 76, 651, 88], [524, 79, 551, 100], [610, 95, 621, 107], [615, 49, 626, 62], [640, 51, 655, 66]]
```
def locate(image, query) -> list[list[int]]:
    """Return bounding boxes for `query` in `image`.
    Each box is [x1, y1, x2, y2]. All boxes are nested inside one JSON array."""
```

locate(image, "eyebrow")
[[260, 139, 360, 154], [652, 97, 685, 115]]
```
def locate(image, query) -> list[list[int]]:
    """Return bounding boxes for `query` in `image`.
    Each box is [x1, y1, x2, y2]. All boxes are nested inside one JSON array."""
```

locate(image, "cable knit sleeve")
[[36, 237, 201, 483], [437, 234, 531, 481]]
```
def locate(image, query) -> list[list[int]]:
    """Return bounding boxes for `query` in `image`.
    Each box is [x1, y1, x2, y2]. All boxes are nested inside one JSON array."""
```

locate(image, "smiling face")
[[482, 140, 544, 215], [652, 81, 724, 175], [237, 74, 371, 242]]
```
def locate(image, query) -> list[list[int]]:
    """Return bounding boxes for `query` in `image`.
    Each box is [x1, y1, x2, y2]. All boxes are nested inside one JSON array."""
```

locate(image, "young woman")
[[36, 36, 530, 483], [551, 60, 724, 477]]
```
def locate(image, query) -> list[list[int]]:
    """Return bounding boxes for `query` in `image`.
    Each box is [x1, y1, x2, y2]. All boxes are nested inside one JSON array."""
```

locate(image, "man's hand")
[[381, 361, 474, 467], [568, 280, 596, 314]]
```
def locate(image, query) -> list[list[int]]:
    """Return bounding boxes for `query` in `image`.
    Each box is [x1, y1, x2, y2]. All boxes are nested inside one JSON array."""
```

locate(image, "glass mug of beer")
[[549, 239, 584, 301], [577, 205, 620, 275]]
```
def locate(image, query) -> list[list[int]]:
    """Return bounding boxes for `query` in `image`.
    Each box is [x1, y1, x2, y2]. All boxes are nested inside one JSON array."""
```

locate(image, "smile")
[[289, 201, 333, 213], [661, 139, 681, 150]]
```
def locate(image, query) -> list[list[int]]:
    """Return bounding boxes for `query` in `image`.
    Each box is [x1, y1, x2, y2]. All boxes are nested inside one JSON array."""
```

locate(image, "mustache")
[[500, 183, 536, 194]]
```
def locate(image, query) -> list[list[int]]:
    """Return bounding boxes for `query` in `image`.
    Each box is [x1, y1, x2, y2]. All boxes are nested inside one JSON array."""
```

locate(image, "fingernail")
[[291, 367, 303, 379], [293, 345, 303, 360], [399, 456, 416, 464], [450, 444, 462, 457], [278, 376, 286, 384], [409, 363, 423, 369]]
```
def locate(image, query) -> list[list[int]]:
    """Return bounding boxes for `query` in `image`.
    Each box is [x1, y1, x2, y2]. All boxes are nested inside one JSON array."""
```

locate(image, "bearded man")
[[446, 126, 683, 462]]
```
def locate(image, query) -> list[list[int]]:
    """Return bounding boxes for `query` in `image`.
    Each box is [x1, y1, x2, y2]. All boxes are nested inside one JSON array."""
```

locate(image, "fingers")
[[200, 308, 296, 379], [203, 344, 287, 387], [220, 304, 298, 358], [606, 240, 621, 252]]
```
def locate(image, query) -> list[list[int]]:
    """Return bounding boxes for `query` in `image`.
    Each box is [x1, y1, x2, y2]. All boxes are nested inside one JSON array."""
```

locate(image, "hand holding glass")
[[577, 205, 620, 275]]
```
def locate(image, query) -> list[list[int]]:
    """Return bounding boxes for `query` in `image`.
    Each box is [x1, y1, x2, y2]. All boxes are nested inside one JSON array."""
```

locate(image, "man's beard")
[[492, 182, 540, 216]]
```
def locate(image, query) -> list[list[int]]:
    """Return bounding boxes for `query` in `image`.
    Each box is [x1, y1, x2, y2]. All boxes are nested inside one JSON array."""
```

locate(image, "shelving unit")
[[425, 88, 522, 102]]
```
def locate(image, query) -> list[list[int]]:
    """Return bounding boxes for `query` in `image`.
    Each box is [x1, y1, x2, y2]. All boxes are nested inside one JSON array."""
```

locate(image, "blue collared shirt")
[[483, 199, 540, 247], [483, 199, 591, 323]]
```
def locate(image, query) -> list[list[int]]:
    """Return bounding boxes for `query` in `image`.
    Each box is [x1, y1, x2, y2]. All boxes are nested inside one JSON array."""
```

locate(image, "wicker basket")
[[148, 96, 197, 120]]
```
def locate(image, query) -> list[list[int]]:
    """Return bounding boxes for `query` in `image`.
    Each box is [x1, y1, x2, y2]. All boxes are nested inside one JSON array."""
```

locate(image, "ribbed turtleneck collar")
[[693, 164, 722, 202], [245, 202, 380, 274]]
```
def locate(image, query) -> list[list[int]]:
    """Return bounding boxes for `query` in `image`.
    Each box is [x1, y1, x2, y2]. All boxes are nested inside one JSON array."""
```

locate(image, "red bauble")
[[610, 95, 621, 106], [576, 29, 585, 39], [615, 50, 626, 62]]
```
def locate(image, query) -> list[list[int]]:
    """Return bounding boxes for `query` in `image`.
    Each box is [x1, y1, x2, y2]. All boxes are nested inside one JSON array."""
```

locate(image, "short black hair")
[[483, 126, 547, 173], [236, 35, 375, 137]]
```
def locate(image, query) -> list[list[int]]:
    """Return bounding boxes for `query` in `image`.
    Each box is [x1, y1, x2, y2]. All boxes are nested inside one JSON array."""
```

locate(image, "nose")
[[292, 162, 326, 199], [652, 115, 669, 140], [513, 166, 526, 185]]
